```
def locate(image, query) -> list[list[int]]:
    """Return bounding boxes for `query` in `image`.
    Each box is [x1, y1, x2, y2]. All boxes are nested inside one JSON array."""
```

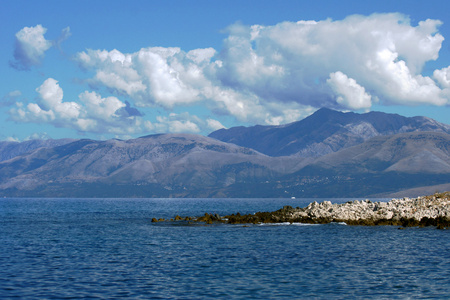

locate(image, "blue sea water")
[[1, 197, 450, 299]]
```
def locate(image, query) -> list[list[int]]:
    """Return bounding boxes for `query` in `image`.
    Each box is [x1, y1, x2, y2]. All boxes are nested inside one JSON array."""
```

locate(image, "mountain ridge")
[[208, 107, 450, 157], [0, 108, 448, 198], [0, 138, 76, 162]]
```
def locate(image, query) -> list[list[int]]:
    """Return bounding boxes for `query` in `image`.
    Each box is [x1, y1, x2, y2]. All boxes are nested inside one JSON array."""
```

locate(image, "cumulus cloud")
[[434, 66, 450, 88], [74, 13, 450, 127], [77, 47, 210, 107], [327, 72, 372, 110], [144, 112, 203, 134], [10, 78, 135, 135], [12, 15, 448, 137], [10, 25, 52, 70], [76, 46, 309, 124], [10, 25, 70, 70], [9, 78, 219, 137], [217, 14, 448, 108]]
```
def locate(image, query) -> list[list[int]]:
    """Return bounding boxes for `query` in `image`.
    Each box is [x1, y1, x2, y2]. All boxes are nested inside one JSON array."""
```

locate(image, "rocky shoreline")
[[152, 192, 450, 229]]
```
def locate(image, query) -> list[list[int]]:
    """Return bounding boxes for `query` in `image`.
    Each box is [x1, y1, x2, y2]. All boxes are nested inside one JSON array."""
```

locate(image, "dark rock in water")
[[152, 192, 450, 229], [196, 213, 225, 224]]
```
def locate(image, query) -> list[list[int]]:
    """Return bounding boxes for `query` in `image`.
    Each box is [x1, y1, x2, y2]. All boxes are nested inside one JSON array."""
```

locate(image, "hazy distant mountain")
[[209, 108, 450, 157], [0, 109, 448, 198], [0, 139, 76, 162], [0, 134, 303, 197]]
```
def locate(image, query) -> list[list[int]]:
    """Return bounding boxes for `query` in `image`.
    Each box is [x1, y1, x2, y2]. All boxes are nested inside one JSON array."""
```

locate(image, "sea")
[[1, 197, 449, 299]]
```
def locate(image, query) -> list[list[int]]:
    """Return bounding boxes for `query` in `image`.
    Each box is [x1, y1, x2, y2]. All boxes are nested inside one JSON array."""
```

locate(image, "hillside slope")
[[279, 132, 450, 197], [0, 134, 304, 197]]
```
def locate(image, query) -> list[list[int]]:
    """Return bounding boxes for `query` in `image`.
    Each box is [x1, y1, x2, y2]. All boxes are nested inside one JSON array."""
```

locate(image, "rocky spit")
[[152, 192, 450, 228]]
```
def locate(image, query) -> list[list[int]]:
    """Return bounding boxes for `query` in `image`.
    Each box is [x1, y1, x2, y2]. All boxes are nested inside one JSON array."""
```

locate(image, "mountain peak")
[[314, 107, 341, 114], [209, 108, 450, 157]]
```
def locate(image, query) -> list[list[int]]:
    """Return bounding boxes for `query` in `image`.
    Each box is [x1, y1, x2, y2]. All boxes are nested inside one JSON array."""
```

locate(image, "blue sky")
[[1, 0, 450, 141]]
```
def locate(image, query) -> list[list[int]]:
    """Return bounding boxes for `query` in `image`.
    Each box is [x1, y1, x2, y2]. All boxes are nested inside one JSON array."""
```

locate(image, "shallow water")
[[1, 198, 449, 299]]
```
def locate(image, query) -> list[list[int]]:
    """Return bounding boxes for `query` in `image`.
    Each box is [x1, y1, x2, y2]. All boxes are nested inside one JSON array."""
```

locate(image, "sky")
[[1, 0, 450, 141]]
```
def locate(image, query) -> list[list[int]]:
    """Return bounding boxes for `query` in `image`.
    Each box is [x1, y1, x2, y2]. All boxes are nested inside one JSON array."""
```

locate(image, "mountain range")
[[209, 107, 450, 157], [0, 108, 449, 198]]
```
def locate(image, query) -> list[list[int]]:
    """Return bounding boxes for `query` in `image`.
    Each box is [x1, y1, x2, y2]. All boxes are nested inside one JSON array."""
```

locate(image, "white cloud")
[[327, 71, 372, 110], [144, 112, 202, 134], [35, 78, 81, 120], [76, 47, 271, 122], [37, 78, 64, 109], [11, 14, 450, 139], [25, 132, 52, 141], [206, 118, 226, 131], [9, 78, 218, 137], [10, 25, 52, 70], [186, 48, 216, 64], [167, 119, 200, 133], [75, 13, 450, 127], [3, 132, 53, 142], [10, 25, 71, 70], [79, 91, 125, 121], [4, 136, 20, 142], [136, 47, 201, 107], [218, 13, 447, 107], [10, 78, 138, 135], [434, 66, 450, 88]]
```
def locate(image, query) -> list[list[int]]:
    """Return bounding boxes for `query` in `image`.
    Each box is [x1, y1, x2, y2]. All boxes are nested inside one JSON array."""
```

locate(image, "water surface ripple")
[[1, 198, 449, 299]]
